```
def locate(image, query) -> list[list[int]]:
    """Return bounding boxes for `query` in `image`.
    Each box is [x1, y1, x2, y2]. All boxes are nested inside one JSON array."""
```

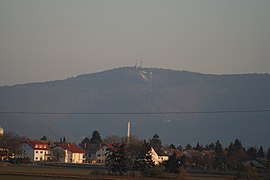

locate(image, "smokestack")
[[127, 121, 131, 143]]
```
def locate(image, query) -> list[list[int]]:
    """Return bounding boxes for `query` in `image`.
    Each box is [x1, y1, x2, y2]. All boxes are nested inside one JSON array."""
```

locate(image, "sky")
[[0, 0, 270, 85]]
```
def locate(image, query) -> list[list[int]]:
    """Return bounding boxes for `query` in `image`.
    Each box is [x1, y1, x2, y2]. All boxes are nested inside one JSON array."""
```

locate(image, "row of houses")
[[19, 140, 170, 165], [20, 140, 86, 163]]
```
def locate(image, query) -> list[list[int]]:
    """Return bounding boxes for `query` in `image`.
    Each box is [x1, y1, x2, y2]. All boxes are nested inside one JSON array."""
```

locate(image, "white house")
[[149, 147, 169, 165], [53, 143, 86, 164], [21, 140, 51, 162], [95, 144, 113, 164]]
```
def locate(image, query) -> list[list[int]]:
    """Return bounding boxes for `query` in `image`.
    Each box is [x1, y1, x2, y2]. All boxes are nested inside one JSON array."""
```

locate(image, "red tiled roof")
[[25, 140, 51, 150], [57, 143, 86, 153]]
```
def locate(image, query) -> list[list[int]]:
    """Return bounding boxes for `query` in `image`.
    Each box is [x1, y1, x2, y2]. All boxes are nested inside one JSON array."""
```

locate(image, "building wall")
[[21, 143, 50, 162], [33, 149, 50, 161], [95, 146, 110, 164], [53, 147, 85, 164], [72, 153, 85, 163], [21, 143, 34, 161]]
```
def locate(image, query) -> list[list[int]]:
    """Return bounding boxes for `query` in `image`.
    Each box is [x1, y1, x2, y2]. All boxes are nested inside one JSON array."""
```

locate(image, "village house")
[[79, 141, 102, 163], [95, 144, 113, 164], [149, 147, 169, 165], [53, 143, 86, 164], [21, 140, 51, 162]]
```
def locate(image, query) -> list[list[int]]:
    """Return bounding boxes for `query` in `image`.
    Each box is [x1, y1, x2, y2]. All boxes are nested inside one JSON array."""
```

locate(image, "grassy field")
[[0, 164, 263, 180]]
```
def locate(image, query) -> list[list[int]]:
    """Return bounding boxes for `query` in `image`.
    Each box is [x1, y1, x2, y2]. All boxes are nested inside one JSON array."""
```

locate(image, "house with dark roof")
[[21, 140, 51, 162], [53, 143, 86, 164]]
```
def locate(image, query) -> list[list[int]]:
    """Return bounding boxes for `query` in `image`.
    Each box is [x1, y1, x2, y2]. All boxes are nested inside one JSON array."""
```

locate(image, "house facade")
[[149, 147, 169, 165], [21, 140, 51, 162], [95, 144, 112, 164], [53, 143, 86, 163]]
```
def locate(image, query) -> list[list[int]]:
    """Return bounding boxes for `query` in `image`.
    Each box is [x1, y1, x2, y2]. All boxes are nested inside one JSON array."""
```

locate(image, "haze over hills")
[[0, 67, 270, 147]]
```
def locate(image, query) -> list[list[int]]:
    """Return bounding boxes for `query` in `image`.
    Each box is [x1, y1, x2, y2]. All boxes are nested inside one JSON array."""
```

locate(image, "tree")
[[164, 153, 181, 174], [227, 139, 247, 169], [247, 147, 257, 160], [208, 143, 215, 151], [103, 135, 123, 144], [257, 146, 265, 159], [194, 143, 203, 151], [185, 144, 192, 150], [169, 144, 176, 149], [213, 140, 225, 170], [106, 143, 129, 175], [90, 130, 102, 144], [133, 140, 155, 176], [267, 148, 270, 160], [148, 134, 162, 154], [40, 136, 48, 141], [0, 132, 26, 155]]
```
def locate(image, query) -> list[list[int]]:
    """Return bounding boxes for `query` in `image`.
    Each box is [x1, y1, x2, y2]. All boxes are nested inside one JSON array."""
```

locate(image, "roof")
[[57, 143, 86, 154], [151, 147, 167, 156], [25, 140, 51, 150], [96, 144, 119, 153]]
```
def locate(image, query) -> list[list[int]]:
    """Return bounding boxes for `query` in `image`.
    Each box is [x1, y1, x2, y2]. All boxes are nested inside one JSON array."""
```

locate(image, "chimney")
[[127, 121, 131, 143]]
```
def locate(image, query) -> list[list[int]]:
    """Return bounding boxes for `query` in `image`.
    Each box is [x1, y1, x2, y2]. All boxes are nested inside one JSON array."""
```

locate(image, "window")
[[36, 151, 39, 154], [40, 151, 43, 154], [35, 157, 38, 160]]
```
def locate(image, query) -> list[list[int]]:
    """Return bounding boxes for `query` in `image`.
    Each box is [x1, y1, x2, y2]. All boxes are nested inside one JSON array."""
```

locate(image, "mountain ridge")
[[0, 67, 270, 147]]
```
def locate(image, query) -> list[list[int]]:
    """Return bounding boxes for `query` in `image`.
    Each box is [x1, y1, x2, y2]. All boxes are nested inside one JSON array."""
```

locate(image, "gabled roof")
[[25, 140, 51, 150], [57, 143, 86, 154], [96, 144, 113, 150], [151, 147, 167, 156]]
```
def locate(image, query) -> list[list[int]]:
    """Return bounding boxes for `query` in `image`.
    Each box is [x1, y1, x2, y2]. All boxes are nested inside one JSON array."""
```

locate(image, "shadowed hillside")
[[0, 67, 270, 146]]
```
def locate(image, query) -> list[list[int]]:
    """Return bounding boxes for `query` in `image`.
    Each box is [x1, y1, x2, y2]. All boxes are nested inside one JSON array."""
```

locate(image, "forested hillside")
[[1, 67, 269, 146]]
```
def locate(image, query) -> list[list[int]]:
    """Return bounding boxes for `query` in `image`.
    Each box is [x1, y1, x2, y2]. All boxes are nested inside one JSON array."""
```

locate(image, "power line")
[[0, 109, 270, 115]]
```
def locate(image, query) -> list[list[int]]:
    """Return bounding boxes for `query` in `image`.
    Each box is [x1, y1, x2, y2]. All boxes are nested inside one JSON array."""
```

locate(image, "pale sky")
[[0, 0, 270, 85]]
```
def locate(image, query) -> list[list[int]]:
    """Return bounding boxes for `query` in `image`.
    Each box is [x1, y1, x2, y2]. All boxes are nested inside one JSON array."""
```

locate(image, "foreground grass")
[[0, 164, 266, 180]]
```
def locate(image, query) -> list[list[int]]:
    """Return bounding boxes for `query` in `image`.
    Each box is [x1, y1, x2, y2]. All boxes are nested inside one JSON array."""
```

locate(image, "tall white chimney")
[[127, 121, 131, 143]]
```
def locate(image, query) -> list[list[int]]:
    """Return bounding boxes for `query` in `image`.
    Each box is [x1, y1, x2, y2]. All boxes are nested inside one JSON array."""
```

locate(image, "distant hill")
[[1, 67, 270, 147]]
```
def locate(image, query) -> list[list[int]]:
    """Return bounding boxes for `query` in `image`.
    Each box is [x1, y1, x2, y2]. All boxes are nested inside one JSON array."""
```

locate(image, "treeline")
[[79, 131, 270, 177]]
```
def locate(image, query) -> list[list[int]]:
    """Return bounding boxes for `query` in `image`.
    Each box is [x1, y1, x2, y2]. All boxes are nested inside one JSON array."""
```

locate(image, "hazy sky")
[[1, 0, 270, 85]]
